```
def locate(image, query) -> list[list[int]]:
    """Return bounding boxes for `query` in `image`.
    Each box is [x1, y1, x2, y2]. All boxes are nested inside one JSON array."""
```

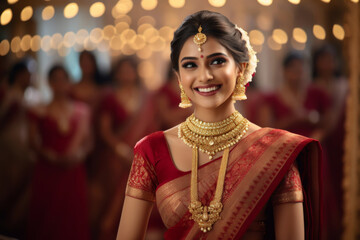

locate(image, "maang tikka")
[[193, 25, 207, 52], [232, 75, 247, 101]]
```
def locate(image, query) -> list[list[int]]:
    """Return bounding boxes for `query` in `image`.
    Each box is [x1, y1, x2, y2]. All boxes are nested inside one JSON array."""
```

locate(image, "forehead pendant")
[[193, 25, 207, 52]]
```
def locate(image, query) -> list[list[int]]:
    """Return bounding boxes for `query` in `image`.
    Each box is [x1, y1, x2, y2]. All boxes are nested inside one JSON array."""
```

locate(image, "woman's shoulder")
[[134, 131, 166, 151]]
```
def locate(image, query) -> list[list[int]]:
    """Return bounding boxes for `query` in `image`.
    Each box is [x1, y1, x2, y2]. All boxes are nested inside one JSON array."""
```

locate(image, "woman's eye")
[[211, 58, 227, 65], [182, 62, 197, 69]]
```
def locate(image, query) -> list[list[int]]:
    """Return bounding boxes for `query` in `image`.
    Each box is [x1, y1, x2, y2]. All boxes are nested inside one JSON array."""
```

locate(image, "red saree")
[[126, 128, 322, 239]]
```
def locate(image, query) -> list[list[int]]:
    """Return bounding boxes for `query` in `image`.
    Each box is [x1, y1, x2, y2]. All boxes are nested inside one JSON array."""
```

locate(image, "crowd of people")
[[0, 42, 346, 240]]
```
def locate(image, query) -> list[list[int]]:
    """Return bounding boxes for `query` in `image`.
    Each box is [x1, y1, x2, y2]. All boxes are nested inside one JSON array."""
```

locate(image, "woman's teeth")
[[197, 86, 220, 93]]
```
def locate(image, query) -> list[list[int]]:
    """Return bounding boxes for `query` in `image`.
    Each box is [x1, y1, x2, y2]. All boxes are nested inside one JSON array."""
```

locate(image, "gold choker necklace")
[[178, 111, 249, 159], [178, 111, 249, 233]]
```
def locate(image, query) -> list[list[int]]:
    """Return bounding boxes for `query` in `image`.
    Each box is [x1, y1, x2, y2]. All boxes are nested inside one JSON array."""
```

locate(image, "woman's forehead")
[[179, 36, 229, 59]]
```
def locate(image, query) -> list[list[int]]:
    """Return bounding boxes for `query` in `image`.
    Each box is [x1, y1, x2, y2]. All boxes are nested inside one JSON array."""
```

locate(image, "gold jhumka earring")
[[193, 25, 207, 52], [179, 83, 192, 108], [232, 75, 247, 101]]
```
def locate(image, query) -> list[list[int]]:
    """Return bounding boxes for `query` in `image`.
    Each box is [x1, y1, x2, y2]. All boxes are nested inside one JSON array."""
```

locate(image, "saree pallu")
[[126, 128, 322, 240]]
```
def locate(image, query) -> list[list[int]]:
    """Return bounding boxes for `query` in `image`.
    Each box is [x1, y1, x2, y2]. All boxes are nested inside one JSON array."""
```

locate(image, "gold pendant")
[[189, 200, 223, 233]]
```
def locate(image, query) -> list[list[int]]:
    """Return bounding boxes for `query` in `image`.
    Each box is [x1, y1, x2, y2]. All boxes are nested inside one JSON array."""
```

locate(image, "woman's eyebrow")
[[180, 56, 197, 62], [206, 52, 227, 58]]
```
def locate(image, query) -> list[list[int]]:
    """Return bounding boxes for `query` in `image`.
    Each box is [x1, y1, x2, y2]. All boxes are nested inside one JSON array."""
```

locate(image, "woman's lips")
[[194, 84, 221, 96]]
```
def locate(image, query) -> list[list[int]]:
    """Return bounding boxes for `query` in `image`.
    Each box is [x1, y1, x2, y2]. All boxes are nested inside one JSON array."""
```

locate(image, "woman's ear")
[[237, 62, 247, 77], [175, 71, 181, 83]]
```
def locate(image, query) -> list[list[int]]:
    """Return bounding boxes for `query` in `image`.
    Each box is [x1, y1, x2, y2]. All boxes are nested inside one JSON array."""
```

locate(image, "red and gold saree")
[[126, 128, 322, 239]]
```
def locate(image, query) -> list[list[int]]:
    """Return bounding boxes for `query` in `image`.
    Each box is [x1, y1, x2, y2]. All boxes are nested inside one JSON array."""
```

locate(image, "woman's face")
[[50, 69, 71, 96], [115, 61, 137, 85], [177, 36, 242, 110]]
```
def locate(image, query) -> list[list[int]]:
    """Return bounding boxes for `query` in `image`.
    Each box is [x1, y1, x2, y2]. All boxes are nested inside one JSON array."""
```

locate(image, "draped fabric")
[[126, 128, 322, 239]]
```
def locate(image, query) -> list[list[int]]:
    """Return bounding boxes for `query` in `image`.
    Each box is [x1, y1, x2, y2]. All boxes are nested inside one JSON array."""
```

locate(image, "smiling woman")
[[117, 10, 322, 240]]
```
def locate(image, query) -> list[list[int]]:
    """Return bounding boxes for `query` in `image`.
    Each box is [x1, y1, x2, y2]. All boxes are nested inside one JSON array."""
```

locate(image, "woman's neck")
[[193, 100, 237, 123]]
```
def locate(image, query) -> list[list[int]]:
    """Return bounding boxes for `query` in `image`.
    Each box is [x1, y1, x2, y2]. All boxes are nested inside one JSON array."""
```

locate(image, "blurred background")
[[0, 0, 359, 239]]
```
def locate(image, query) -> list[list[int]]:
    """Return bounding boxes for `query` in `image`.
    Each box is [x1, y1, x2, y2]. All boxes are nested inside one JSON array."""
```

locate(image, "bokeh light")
[[272, 29, 288, 44], [31, 35, 42, 52], [313, 25, 326, 40], [42, 6, 55, 21], [103, 25, 116, 39], [249, 30, 265, 45], [90, 28, 104, 43], [169, 0, 185, 8], [257, 0, 273, 6], [112, 0, 133, 16], [51, 33, 63, 50], [90, 2, 106, 18], [333, 24, 345, 40], [7, 0, 18, 4], [288, 0, 300, 4], [64, 2, 79, 19], [141, 0, 158, 11], [292, 27, 307, 43], [11, 36, 21, 53], [20, 34, 32, 51], [20, 6, 33, 22], [267, 36, 282, 50], [208, 0, 226, 7], [0, 40, 10, 56], [1, 9, 13, 26], [63, 32, 76, 48], [76, 29, 89, 44], [41, 35, 52, 52]]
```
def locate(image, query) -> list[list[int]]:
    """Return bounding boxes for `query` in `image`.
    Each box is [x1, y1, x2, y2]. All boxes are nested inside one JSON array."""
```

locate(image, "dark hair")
[[48, 64, 68, 81], [312, 44, 341, 78], [8, 60, 29, 85], [283, 52, 304, 68], [170, 10, 249, 72], [79, 50, 105, 85]]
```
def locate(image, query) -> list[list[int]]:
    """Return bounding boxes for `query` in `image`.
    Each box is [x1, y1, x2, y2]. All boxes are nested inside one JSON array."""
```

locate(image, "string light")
[[208, 0, 226, 7], [31, 35, 42, 52], [332, 24, 345, 40], [272, 28, 288, 44], [292, 27, 307, 43], [1, 9, 13, 26], [313, 25, 326, 40], [141, 0, 158, 11], [20, 34, 32, 51], [90, 2, 106, 18], [11, 36, 21, 53], [42, 6, 55, 21], [64, 3, 79, 19], [169, 0, 185, 8], [0, 40, 10, 56], [20, 6, 33, 22]]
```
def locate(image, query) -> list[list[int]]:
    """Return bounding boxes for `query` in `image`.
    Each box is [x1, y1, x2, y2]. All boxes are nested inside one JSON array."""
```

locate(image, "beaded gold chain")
[[178, 111, 249, 233], [178, 111, 249, 159]]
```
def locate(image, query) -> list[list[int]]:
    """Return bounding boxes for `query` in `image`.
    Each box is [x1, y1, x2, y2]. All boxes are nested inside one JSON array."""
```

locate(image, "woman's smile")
[[194, 84, 222, 96]]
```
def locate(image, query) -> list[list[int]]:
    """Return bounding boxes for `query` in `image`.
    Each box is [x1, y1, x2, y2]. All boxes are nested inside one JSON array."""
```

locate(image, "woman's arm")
[[117, 196, 154, 240], [273, 202, 304, 240]]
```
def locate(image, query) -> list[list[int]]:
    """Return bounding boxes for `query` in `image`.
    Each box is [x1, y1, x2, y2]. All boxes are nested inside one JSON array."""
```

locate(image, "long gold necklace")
[[178, 112, 249, 233]]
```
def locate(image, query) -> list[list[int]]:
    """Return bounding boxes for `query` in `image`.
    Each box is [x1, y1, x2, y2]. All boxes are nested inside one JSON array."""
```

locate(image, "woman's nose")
[[198, 66, 213, 82]]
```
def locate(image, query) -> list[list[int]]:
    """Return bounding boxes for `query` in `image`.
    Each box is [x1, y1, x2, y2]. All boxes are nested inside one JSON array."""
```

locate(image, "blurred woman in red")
[[93, 57, 158, 239], [27, 65, 92, 240]]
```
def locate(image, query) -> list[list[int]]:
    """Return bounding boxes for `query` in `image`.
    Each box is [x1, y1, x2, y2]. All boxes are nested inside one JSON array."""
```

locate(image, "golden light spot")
[[136, 46, 152, 59], [42, 6, 55, 21], [350, 0, 358, 2], [51, 33, 63, 49], [90, 2, 106, 18], [58, 43, 70, 57], [129, 35, 146, 50], [332, 24, 345, 40], [114, 15, 132, 24], [122, 43, 136, 55], [267, 36, 281, 51], [313, 25, 326, 40], [103, 25, 116, 39], [0, 40, 10, 56], [76, 29, 89, 44], [84, 37, 96, 51], [90, 28, 104, 43], [141, 0, 158, 11], [64, 2, 79, 19], [115, 22, 129, 34], [169, 0, 185, 8], [113, 0, 133, 16], [20, 34, 32, 51], [120, 29, 136, 43], [97, 40, 110, 52], [41, 35, 52, 52], [272, 28, 288, 44], [249, 30, 265, 45], [143, 27, 159, 41], [137, 15, 156, 26], [11, 36, 21, 53], [159, 26, 174, 41], [63, 32, 76, 48], [288, 0, 300, 4], [208, 0, 226, 7], [110, 36, 124, 50], [7, 0, 18, 4], [292, 28, 307, 43], [1, 9, 13, 26], [31, 35, 41, 52], [257, 0, 273, 6], [321, 0, 330, 2], [20, 6, 33, 22], [149, 36, 166, 51], [137, 23, 153, 35]]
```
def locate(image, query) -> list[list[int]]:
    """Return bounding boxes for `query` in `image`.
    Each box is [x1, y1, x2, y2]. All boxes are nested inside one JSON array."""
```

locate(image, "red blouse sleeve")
[[271, 162, 303, 205], [125, 147, 158, 202]]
